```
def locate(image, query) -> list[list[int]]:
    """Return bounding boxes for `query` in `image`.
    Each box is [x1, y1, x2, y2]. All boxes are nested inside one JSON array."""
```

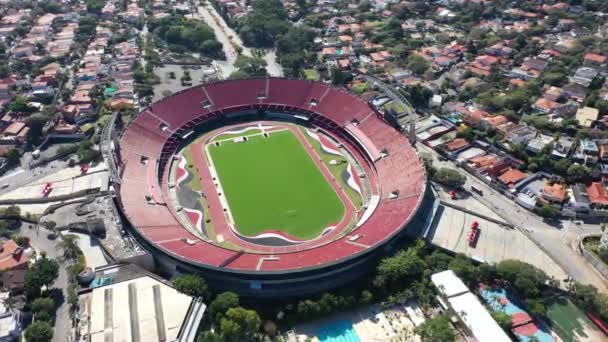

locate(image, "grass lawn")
[[300, 128, 363, 208], [383, 100, 406, 114], [208, 130, 344, 239], [303, 69, 320, 81]]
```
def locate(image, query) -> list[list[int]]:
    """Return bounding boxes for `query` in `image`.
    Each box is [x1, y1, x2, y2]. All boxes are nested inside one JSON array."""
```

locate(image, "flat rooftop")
[[79, 264, 204, 342]]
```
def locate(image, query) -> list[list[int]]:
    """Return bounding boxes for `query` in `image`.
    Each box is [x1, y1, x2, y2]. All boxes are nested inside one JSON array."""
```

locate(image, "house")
[[573, 139, 598, 164], [584, 53, 607, 68], [468, 154, 510, 176], [0, 240, 29, 272], [464, 109, 490, 126], [565, 183, 591, 214], [552, 136, 575, 158], [497, 168, 527, 188], [506, 125, 537, 145], [77, 263, 205, 342], [543, 87, 563, 102], [442, 138, 470, 153], [571, 67, 598, 87], [482, 115, 509, 130], [533, 98, 562, 114], [587, 182, 608, 208], [562, 83, 588, 102], [541, 182, 567, 204], [526, 134, 554, 154], [576, 107, 599, 127]]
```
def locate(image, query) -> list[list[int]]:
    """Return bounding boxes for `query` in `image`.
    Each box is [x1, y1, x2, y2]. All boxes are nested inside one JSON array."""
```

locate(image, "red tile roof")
[[585, 53, 607, 64], [443, 138, 470, 151], [0, 240, 28, 271], [587, 182, 608, 205], [497, 168, 527, 187]]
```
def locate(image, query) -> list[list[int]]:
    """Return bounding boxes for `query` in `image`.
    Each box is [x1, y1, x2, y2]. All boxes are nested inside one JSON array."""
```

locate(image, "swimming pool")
[[316, 320, 361, 342], [480, 286, 554, 342]]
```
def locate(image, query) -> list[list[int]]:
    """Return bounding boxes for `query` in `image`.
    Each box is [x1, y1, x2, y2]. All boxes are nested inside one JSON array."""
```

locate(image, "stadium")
[[113, 78, 428, 297]]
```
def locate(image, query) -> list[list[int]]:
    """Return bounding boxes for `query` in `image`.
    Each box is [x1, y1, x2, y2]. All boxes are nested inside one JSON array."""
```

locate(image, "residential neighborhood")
[[1, 0, 608, 341]]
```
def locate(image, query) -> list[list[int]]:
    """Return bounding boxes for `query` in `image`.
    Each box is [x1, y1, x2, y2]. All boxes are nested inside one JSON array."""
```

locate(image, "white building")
[[0, 292, 20, 342], [77, 263, 205, 342], [431, 270, 511, 342]]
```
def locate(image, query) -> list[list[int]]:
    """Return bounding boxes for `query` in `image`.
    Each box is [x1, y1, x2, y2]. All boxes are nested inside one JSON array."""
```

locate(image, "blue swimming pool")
[[316, 320, 361, 342]]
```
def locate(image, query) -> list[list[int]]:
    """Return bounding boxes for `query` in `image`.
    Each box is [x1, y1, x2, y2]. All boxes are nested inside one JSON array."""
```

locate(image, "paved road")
[[19, 224, 71, 342], [0, 159, 70, 197], [417, 143, 608, 292]]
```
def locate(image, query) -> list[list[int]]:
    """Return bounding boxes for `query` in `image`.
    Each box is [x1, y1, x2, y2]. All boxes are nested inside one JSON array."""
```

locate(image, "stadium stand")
[[115, 78, 427, 297]]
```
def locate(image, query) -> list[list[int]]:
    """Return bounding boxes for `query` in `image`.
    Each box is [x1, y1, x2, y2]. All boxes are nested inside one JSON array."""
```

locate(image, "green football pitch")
[[207, 129, 345, 240]]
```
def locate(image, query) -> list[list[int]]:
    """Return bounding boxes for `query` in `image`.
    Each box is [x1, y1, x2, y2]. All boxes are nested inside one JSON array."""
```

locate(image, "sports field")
[[208, 129, 345, 239]]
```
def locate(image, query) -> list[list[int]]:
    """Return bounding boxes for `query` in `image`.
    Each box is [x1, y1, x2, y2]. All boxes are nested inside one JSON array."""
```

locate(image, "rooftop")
[[431, 271, 511, 342], [79, 263, 205, 342]]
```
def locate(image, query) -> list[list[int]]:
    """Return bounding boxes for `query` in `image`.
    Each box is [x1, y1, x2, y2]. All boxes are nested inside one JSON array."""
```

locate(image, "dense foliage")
[[237, 0, 289, 47], [148, 15, 223, 58]]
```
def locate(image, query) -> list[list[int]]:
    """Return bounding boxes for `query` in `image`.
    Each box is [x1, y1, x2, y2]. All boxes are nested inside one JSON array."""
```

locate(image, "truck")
[[471, 185, 483, 196]]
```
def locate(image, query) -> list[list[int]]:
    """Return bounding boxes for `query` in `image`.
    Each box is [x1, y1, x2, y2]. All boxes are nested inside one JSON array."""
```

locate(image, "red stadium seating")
[[117, 79, 426, 273]]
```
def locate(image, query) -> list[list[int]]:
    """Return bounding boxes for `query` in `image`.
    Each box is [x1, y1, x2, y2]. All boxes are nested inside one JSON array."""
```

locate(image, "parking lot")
[[428, 194, 568, 281]]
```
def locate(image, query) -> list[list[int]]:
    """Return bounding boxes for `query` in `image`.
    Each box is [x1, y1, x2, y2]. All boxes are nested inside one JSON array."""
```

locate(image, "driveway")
[[19, 224, 71, 342]]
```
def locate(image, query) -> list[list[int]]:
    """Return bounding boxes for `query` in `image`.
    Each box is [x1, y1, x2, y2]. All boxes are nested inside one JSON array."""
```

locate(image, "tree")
[[330, 68, 351, 85], [237, 0, 289, 47], [433, 168, 466, 188], [174, 274, 210, 300], [233, 55, 268, 77], [77, 140, 100, 163], [197, 331, 223, 342], [86, 0, 105, 14], [360, 290, 373, 305], [415, 315, 455, 342], [406, 55, 430, 76], [566, 164, 590, 183], [31, 297, 56, 319], [56, 234, 81, 261], [208, 292, 239, 323], [24, 255, 60, 298], [24, 321, 54, 342], [496, 260, 548, 299], [219, 307, 261, 341], [374, 244, 426, 290], [9, 96, 36, 113], [2, 149, 20, 166], [536, 204, 560, 219], [26, 113, 50, 146]]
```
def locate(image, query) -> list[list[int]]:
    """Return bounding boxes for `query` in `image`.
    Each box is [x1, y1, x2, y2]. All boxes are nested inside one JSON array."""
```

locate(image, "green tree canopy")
[[433, 168, 466, 188], [24, 321, 54, 342], [24, 255, 59, 298], [174, 274, 210, 300], [219, 307, 261, 341], [238, 0, 289, 47], [496, 259, 548, 298], [233, 55, 268, 77], [406, 55, 430, 76], [208, 292, 239, 324], [374, 243, 426, 290], [415, 315, 455, 342]]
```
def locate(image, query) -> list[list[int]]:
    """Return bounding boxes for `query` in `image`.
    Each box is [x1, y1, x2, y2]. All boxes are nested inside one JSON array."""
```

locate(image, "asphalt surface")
[[0, 158, 70, 197], [417, 143, 608, 292]]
